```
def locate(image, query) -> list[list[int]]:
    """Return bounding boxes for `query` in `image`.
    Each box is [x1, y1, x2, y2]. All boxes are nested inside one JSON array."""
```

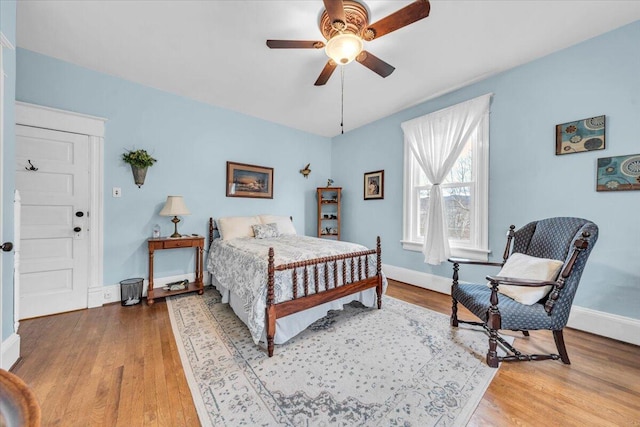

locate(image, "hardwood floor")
[[13, 299, 198, 426], [387, 281, 640, 427], [11, 280, 640, 426]]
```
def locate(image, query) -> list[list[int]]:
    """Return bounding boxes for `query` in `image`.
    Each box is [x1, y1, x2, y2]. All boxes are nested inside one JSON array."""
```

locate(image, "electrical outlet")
[[112, 187, 121, 198]]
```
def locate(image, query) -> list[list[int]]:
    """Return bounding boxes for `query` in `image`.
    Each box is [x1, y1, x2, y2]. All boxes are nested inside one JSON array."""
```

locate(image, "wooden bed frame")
[[208, 217, 383, 357]]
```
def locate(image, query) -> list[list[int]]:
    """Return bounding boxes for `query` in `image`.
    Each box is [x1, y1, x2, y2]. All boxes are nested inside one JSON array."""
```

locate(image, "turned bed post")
[[208, 218, 215, 287], [376, 236, 382, 309], [266, 247, 276, 357], [208, 218, 214, 250]]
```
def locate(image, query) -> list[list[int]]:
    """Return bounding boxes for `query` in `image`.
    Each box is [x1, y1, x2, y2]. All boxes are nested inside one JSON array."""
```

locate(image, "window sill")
[[401, 240, 490, 262]]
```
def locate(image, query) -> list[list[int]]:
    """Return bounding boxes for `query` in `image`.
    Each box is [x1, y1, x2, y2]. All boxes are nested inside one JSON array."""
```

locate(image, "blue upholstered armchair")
[[449, 217, 598, 368]]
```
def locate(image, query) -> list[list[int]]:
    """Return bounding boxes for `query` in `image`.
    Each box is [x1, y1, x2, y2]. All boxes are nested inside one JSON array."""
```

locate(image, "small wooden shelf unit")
[[317, 187, 341, 240], [147, 235, 204, 305]]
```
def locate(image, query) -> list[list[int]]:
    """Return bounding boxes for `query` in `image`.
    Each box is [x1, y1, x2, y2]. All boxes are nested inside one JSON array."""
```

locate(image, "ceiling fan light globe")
[[325, 33, 363, 65]]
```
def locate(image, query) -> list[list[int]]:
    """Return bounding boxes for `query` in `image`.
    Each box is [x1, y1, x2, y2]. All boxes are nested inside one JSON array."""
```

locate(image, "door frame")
[[0, 31, 16, 369], [15, 101, 106, 312]]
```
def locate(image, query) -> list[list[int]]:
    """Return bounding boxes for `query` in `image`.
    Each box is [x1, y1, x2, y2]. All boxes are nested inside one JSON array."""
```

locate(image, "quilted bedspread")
[[206, 235, 385, 343]]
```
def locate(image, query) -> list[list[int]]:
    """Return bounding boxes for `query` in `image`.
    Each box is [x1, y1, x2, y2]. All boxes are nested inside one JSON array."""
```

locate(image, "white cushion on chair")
[[492, 253, 564, 305]]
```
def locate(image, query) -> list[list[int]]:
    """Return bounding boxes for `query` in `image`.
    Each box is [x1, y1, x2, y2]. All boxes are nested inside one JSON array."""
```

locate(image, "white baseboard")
[[88, 285, 107, 308], [383, 263, 640, 347], [89, 273, 197, 306], [383, 263, 452, 295], [2, 333, 21, 370], [567, 306, 640, 346]]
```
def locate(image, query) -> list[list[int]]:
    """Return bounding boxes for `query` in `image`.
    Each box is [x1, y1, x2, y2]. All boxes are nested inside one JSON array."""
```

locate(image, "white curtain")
[[401, 94, 491, 265]]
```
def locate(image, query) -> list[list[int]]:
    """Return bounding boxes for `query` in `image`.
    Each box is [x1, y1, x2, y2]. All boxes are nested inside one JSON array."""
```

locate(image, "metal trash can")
[[120, 278, 143, 306]]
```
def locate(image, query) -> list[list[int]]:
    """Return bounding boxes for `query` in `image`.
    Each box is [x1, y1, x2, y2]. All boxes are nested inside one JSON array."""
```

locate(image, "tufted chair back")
[[510, 217, 599, 328]]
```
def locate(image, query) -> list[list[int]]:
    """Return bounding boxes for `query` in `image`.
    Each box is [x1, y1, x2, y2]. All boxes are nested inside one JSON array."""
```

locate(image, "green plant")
[[122, 149, 157, 168]]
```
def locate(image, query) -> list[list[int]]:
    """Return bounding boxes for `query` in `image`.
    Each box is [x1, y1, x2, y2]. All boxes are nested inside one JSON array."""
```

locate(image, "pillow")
[[252, 223, 281, 239], [258, 214, 297, 235], [492, 253, 564, 305], [216, 216, 261, 240]]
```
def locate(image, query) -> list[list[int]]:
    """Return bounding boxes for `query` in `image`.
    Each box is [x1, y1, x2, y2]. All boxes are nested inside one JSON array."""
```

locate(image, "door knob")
[[75, 211, 84, 217], [74, 227, 82, 232], [1, 242, 13, 252]]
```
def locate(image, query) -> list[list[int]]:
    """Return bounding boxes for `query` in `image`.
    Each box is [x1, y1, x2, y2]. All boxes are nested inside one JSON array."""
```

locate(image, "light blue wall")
[[1, 0, 16, 341], [16, 49, 332, 286], [9, 21, 640, 323], [332, 21, 640, 319]]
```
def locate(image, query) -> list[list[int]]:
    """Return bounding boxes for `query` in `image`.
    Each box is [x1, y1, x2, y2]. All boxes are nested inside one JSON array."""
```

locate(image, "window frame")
[[401, 109, 490, 261]]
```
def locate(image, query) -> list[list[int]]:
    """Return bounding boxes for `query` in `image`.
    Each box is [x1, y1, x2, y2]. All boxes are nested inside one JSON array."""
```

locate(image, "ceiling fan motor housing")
[[319, 0, 370, 40]]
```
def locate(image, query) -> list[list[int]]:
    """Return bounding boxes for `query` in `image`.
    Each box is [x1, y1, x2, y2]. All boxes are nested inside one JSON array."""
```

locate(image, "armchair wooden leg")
[[553, 329, 571, 364], [522, 330, 530, 337], [486, 286, 502, 368], [451, 264, 460, 327], [451, 297, 459, 327], [486, 328, 500, 368]]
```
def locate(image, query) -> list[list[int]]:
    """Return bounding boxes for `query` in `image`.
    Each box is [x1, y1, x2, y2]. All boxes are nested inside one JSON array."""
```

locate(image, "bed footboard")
[[265, 236, 382, 357]]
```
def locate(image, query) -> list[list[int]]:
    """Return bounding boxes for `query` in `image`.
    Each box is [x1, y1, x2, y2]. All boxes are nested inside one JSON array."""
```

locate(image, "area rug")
[[167, 287, 508, 426]]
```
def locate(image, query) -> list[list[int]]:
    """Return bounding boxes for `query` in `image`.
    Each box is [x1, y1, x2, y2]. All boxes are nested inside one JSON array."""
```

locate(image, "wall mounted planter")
[[131, 165, 148, 188]]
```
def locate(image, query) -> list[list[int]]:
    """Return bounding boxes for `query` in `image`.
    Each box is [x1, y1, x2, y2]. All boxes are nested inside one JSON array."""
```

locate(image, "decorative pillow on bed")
[[252, 223, 281, 239], [258, 214, 297, 235], [216, 216, 261, 240], [491, 253, 564, 305]]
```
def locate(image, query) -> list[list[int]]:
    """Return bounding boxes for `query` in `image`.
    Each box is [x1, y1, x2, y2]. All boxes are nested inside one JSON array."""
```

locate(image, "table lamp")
[[159, 195, 190, 238]]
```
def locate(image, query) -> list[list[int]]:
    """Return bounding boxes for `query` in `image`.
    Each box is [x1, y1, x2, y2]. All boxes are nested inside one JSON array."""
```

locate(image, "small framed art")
[[596, 154, 640, 192], [226, 161, 274, 198], [364, 170, 384, 200], [555, 115, 605, 155]]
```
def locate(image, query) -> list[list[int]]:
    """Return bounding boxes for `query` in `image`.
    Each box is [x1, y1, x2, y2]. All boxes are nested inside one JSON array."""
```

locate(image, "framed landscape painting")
[[226, 161, 274, 198], [555, 115, 605, 155]]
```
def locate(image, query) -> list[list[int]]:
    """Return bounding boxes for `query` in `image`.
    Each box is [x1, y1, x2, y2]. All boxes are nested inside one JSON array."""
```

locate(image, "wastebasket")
[[120, 278, 143, 306]]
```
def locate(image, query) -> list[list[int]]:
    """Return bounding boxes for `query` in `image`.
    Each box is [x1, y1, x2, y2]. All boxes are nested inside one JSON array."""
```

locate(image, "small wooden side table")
[[147, 235, 204, 305]]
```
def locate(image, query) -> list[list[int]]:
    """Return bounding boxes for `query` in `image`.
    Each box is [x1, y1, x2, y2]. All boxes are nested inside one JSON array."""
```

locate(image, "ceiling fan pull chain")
[[341, 65, 345, 134]]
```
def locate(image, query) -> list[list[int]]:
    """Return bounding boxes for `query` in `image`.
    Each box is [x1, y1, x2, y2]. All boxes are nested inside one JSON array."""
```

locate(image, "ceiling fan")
[[266, 0, 431, 86]]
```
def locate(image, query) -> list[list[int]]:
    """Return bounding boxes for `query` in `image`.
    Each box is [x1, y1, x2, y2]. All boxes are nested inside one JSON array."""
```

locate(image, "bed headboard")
[[208, 217, 216, 249]]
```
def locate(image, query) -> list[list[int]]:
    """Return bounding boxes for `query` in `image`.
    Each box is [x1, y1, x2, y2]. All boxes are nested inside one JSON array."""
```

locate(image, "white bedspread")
[[206, 235, 386, 343]]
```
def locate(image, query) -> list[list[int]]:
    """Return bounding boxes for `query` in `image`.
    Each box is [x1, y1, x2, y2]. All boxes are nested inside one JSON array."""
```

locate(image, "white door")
[[0, 41, 4, 366], [15, 125, 90, 319]]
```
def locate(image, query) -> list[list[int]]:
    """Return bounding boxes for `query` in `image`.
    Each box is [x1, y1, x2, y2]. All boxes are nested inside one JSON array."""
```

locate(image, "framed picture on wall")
[[226, 161, 274, 198], [596, 153, 640, 192], [555, 115, 605, 155], [363, 170, 384, 200]]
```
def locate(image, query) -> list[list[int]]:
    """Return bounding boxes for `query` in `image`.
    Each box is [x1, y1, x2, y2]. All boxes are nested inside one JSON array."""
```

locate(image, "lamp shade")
[[159, 196, 190, 216], [325, 33, 363, 65]]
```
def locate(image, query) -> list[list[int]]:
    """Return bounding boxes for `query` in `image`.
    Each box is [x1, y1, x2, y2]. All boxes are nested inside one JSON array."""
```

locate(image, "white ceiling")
[[16, 1, 640, 138]]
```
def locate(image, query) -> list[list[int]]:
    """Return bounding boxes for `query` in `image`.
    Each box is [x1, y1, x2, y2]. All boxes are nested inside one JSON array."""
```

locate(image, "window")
[[402, 97, 490, 261]]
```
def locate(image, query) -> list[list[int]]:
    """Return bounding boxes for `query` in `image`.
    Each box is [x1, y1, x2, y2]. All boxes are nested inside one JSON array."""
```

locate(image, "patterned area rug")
[[167, 287, 507, 426]]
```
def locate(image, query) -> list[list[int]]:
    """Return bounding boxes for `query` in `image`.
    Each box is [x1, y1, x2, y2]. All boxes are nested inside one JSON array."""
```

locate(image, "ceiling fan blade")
[[364, 0, 430, 41], [314, 60, 338, 86], [356, 51, 395, 78], [323, 0, 346, 27], [266, 40, 325, 49]]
